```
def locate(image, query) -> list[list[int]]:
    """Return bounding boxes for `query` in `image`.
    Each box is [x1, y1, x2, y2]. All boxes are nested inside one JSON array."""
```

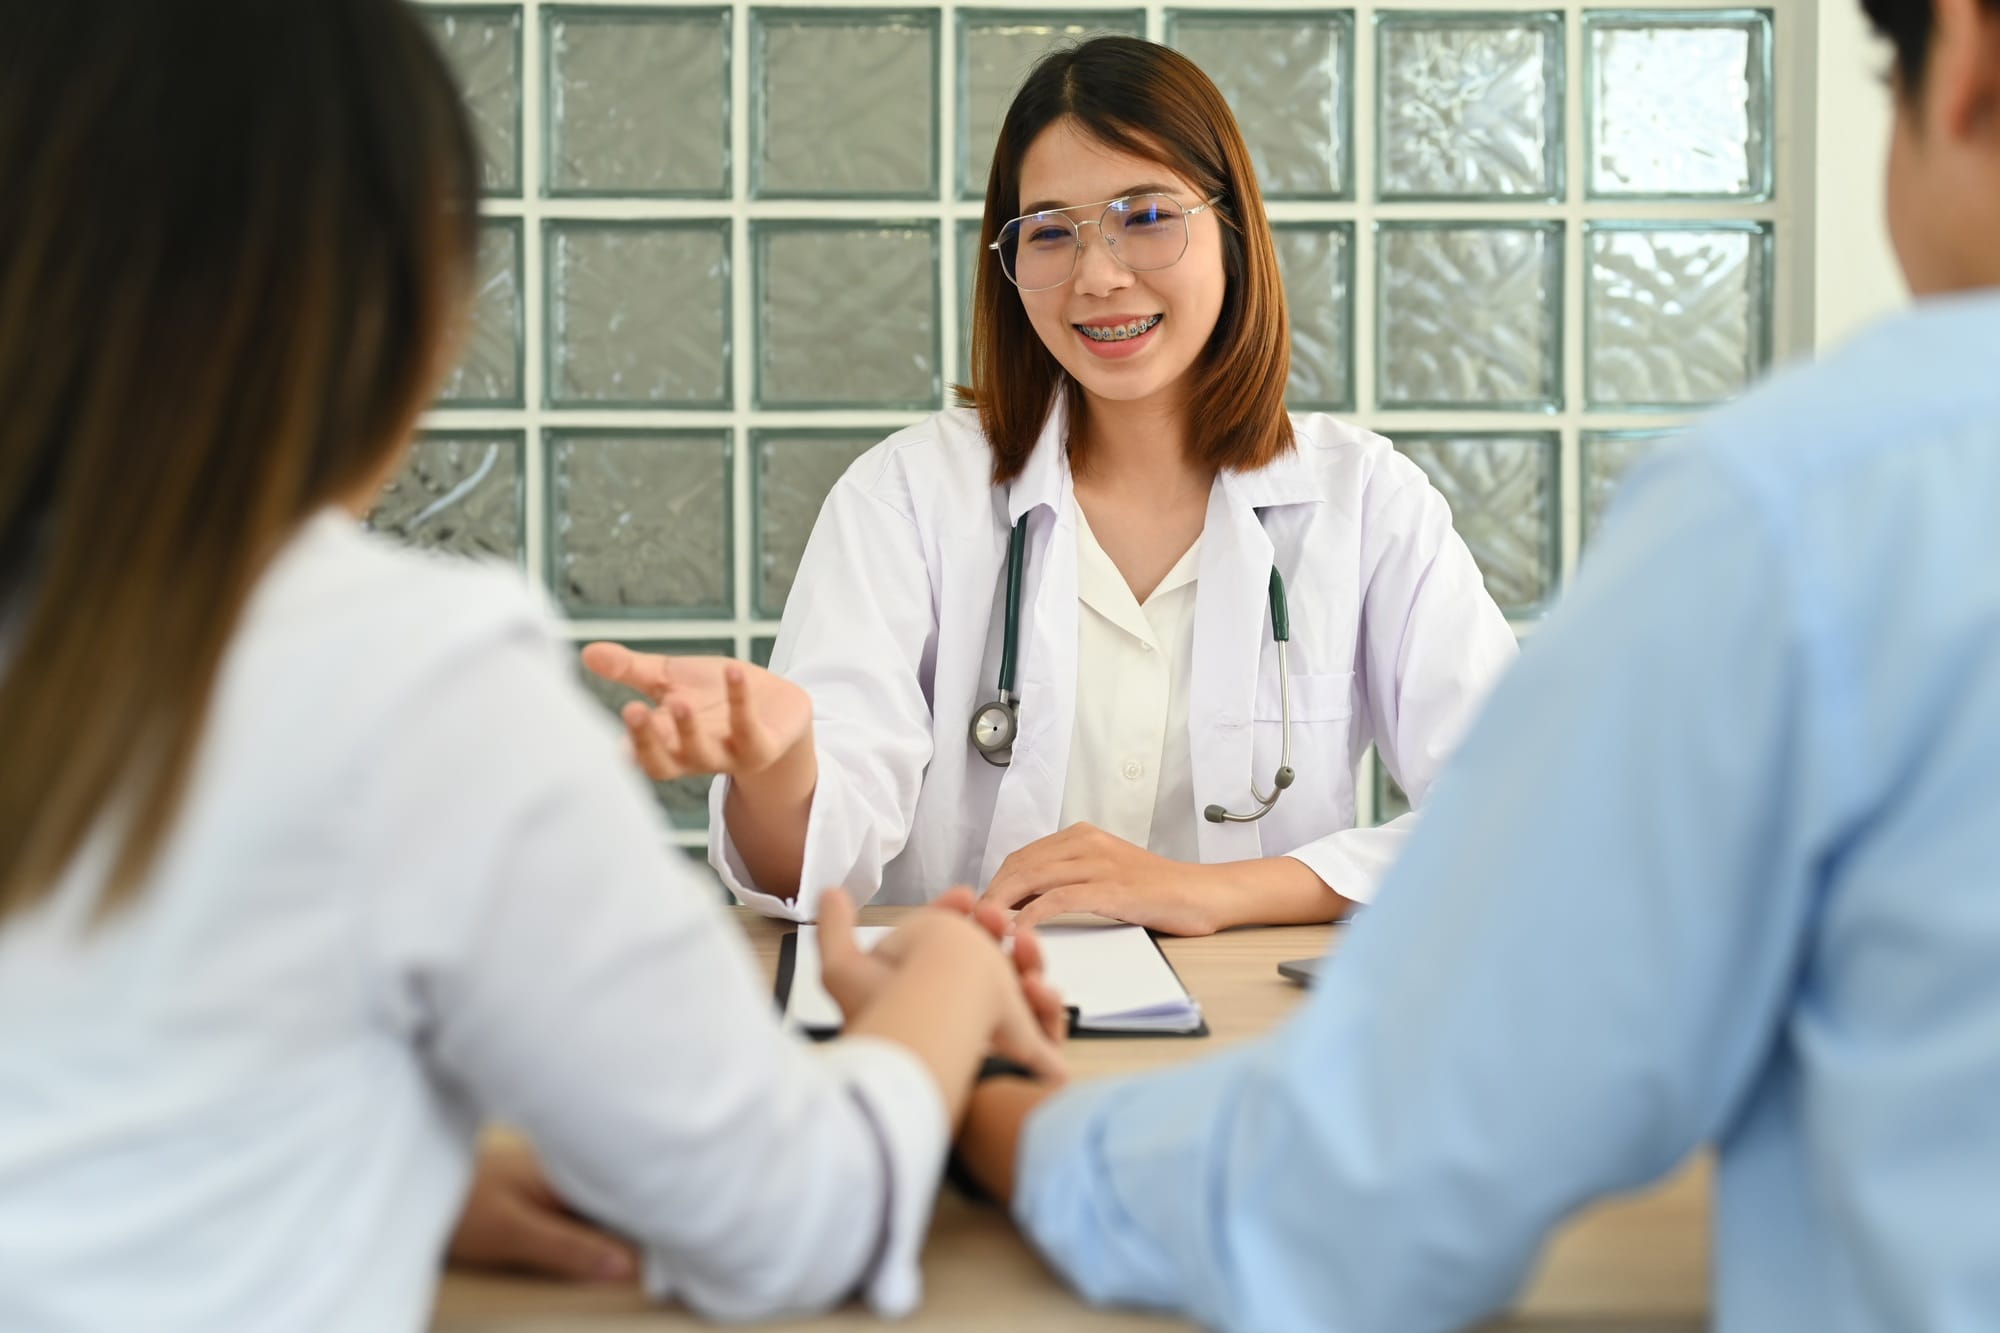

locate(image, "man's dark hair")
[[1863, 0, 2000, 92]]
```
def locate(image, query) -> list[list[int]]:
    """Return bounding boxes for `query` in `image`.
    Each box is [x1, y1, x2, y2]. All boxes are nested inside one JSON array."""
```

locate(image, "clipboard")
[[774, 928, 1209, 1039]]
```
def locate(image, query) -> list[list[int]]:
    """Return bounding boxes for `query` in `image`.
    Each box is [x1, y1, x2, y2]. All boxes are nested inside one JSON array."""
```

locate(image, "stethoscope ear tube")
[[997, 515, 1027, 697]]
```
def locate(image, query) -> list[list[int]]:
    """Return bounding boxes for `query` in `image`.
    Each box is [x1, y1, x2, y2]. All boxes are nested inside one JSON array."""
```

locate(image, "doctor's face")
[[1011, 120, 1227, 415]]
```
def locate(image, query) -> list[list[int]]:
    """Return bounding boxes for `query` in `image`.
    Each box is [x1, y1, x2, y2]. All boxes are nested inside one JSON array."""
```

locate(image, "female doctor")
[[586, 36, 1517, 934]]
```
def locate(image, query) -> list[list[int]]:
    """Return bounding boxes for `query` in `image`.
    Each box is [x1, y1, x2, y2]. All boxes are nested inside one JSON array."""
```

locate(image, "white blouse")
[[0, 514, 943, 1333], [1058, 505, 1202, 863]]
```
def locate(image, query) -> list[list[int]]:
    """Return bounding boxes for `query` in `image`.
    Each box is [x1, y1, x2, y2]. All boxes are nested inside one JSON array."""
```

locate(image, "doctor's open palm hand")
[[581, 644, 811, 782]]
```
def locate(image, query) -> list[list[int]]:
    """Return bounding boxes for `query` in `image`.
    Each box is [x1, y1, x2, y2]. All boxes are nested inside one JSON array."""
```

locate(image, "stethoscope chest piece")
[[970, 694, 1018, 765], [971, 514, 1032, 768]]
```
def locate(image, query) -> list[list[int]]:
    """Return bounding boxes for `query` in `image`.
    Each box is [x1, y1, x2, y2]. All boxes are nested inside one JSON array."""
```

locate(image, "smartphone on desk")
[[1277, 910, 1356, 986], [1277, 957, 1321, 986]]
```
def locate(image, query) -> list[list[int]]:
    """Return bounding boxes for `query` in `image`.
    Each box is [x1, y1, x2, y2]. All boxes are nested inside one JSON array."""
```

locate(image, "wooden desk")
[[435, 909, 1709, 1332]]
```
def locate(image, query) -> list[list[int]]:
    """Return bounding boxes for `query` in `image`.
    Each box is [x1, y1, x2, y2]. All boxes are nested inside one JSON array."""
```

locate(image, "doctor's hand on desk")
[[820, 887, 1069, 1086], [581, 644, 812, 782], [981, 823, 1351, 936]]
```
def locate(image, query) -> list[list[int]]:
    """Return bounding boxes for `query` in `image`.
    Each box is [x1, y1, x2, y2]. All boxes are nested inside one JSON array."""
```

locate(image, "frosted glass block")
[[1395, 434, 1558, 616], [368, 432, 524, 563], [755, 223, 939, 409], [1588, 12, 1772, 199], [1582, 429, 1680, 543], [754, 432, 879, 616], [1273, 224, 1354, 411], [1586, 224, 1773, 409], [1166, 12, 1350, 200], [1374, 755, 1410, 825], [578, 636, 733, 828], [1378, 224, 1563, 411], [546, 222, 730, 408], [423, 6, 522, 196], [956, 10, 1145, 199], [1377, 13, 1562, 200], [750, 636, 777, 668], [754, 10, 939, 198], [548, 430, 732, 617], [438, 220, 522, 406], [545, 7, 728, 197], [958, 218, 984, 382]]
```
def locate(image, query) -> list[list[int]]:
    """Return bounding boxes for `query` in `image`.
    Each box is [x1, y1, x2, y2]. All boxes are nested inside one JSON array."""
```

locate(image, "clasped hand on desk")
[[446, 888, 1068, 1285]]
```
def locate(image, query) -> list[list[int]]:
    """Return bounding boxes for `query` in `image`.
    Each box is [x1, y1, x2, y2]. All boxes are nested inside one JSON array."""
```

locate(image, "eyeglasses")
[[989, 193, 1223, 293]]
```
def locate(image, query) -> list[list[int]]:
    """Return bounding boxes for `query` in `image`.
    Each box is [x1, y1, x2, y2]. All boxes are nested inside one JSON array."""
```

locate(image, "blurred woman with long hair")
[[0, 4, 1060, 1328]]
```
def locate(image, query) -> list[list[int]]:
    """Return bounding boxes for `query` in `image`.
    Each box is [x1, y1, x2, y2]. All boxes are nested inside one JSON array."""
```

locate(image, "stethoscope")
[[969, 514, 1297, 823]]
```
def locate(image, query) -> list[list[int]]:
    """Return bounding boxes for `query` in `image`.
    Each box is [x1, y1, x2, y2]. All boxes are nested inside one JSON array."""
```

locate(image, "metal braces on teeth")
[[1078, 314, 1162, 343]]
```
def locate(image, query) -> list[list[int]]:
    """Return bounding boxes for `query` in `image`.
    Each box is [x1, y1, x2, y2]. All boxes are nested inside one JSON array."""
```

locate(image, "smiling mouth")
[[1074, 314, 1163, 343]]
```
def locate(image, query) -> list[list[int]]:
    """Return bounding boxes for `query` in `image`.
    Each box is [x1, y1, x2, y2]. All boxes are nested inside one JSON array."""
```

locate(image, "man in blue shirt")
[[954, 0, 2000, 1327]]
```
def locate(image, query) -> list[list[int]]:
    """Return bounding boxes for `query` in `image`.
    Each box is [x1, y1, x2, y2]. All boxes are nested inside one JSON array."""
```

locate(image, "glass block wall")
[[388, 1, 1799, 853]]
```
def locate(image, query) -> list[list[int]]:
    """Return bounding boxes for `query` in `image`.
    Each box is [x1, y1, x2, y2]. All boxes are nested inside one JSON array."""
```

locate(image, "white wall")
[[1812, 0, 1907, 349]]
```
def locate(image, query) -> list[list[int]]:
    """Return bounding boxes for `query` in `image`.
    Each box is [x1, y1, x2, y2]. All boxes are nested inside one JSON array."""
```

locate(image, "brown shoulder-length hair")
[[957, 36, 1294, 485], [0, 0, 480, 925]]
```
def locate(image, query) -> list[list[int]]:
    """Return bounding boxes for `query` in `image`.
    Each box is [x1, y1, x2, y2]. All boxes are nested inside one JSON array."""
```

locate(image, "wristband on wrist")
[[943, 1056, 1035, 1204]]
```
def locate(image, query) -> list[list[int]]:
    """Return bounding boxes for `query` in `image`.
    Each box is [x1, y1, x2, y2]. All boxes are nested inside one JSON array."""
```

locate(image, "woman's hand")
[[979, 823, 1222, 936], [820, 888, 1068, 1083], [580, 644, 811, 782], [447, 1139, 638, 1283]]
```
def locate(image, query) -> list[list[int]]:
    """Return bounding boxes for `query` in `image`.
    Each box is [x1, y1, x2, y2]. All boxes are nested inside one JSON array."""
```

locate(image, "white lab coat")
[[712, 399, 1517, 920]]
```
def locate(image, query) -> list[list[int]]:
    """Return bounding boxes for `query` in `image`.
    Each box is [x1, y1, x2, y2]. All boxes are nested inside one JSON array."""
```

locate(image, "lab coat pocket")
[[1253, 669, 1355, 723], [1251, 671, 1359, 836]]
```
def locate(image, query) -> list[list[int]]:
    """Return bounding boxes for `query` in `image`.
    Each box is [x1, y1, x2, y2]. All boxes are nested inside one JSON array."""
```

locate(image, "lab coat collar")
[[1005, 393, 1072, 525], [1218, 443, 1321, 511]]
